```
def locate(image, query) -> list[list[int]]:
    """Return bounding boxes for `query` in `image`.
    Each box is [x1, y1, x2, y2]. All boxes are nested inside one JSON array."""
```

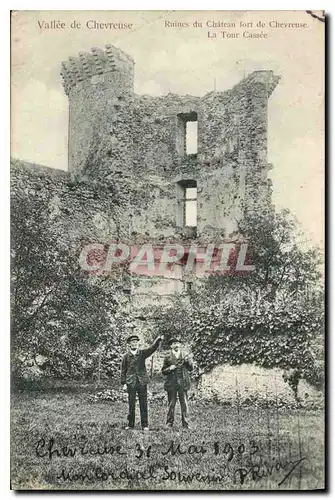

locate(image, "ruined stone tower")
[[61, 44, 279, 241], [61, 45, 135, 181], [60, 45, 280, 310]]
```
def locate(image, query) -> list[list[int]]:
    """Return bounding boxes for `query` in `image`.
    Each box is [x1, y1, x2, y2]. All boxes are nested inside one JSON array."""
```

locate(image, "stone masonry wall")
[[12, 46, 280, 333], [11, 159, 130, 244], [62, 45, 135, 178], [61, 46, 279, 245]]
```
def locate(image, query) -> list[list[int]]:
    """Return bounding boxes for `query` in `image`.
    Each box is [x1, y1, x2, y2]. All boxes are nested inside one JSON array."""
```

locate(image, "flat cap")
[[168, 337, 180, 345], [127, 334, 140, 343]]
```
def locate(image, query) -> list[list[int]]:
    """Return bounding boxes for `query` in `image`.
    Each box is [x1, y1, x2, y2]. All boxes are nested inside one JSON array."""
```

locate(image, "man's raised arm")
[[141, 336, 163, 359]]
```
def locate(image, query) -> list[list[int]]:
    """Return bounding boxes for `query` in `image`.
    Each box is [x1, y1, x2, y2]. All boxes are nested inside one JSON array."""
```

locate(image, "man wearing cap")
[[162, 338, 194, 429], [121, 330, 162, 431]]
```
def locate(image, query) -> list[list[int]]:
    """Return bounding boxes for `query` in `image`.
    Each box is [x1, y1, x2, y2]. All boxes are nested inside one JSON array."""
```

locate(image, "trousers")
[[166, 385, 189, 426], [127, 379, 148, 428]]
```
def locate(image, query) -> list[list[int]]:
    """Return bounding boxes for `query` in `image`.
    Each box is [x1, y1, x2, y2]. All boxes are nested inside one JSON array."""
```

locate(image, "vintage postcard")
[[10, 10, 325, 491]]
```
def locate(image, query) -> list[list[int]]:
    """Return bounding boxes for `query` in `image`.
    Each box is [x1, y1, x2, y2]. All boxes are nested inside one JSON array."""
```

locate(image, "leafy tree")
[[11, 185, 127, 386], [149, 209, 324, 396]]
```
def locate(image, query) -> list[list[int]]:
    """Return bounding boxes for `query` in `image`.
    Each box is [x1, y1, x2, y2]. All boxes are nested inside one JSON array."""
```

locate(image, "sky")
[[11, 10, 324, 246]]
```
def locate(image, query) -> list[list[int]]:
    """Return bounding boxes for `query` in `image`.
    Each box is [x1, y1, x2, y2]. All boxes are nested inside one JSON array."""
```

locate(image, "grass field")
[[11, 386, 325, 491]]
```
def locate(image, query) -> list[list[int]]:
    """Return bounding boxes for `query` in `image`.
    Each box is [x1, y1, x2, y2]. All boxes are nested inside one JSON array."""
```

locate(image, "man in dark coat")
[[121, 330, 162, 431], [162, 337, 194, 428]]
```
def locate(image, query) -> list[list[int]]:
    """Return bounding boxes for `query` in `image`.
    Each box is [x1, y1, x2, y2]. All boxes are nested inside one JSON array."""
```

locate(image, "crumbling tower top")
[[60, 44, 134, 96]]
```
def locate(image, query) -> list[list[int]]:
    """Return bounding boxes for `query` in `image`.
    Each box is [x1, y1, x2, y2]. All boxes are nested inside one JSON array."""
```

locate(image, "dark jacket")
[[162, 351, 194, 391], [121, 337, 161, 387]]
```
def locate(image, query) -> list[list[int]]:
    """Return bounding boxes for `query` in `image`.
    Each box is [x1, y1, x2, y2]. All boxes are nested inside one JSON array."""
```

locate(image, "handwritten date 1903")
[[160, 440, 259, 460], [213, 440, 259, 461]]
